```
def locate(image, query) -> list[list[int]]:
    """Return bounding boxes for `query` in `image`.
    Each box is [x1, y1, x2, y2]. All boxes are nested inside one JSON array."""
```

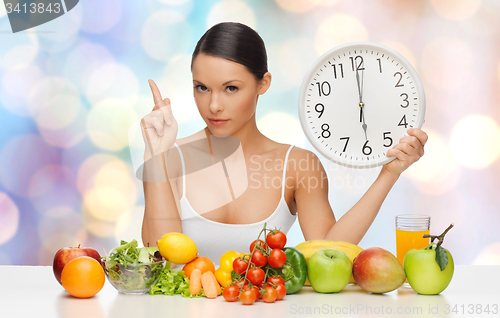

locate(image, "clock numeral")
[[394, 72, 404, 87], [316, 81, 331, 97], [332, 63, 344, 79], [362, 140, 372, 155], [315, 103, 324, 118], [340, 137, 350, 152], [377, 58, 382, 73], [400, 93, 409, 108], [383, 132, 393, 147], [349, 56, 364, 71], [321, 123, 331, 138], [398, 115, 408, 128]]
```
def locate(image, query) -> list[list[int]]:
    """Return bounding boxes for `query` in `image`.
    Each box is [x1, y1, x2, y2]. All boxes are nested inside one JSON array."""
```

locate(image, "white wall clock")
[[298, 42, 425, 168]]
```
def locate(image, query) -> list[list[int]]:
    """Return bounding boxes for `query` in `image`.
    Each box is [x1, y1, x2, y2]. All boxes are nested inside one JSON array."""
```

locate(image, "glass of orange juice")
[[395, 214, 431, 267]]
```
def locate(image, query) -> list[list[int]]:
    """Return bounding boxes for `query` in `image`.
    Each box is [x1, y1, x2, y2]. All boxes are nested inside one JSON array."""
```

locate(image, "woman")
[[140, 22, 427, 264]]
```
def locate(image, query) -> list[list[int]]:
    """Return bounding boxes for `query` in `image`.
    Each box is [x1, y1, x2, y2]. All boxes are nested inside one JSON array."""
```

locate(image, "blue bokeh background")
[[1, 0, 499, 266]]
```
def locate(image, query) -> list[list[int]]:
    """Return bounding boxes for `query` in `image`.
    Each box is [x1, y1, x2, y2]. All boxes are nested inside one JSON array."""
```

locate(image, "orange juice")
[[396, 229, 430, 266]]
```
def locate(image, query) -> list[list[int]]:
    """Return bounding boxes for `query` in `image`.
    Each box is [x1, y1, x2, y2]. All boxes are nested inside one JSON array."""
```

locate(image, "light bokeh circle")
[[0, 135, 59, 197], [207, 0, 256, 29], [64, 42, 115, 92], [1, 65, 45, 117], [430, 0, 481, 21], [0, 192, 20, 245], [141, 10, 192, 62], [421, 37, 474, 91], [275, 0, 321, 13], [80, 0, 122, 34], [29, 77, 81, 130], [450, 115, 500, 169], [85, 62, 139, 105], [406, 130, 461, 195], [315, 14, 369, 55], [86, 98, 139, 151], [0, 44, 39, 70]]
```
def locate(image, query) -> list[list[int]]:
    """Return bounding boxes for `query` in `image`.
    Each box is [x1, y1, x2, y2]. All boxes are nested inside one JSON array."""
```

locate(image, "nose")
[[209, 92, 224, 113]]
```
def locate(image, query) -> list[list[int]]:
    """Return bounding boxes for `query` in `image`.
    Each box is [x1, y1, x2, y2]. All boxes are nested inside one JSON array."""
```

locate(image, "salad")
[[102, 240, 167, 292]]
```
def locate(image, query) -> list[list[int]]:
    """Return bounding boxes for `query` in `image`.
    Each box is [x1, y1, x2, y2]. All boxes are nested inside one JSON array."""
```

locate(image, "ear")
[[257, 72, 272, 95]]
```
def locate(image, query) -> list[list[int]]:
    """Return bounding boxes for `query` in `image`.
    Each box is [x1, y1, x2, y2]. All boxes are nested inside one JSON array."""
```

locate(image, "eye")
[[226, 85, 238, 93], [194, 85, 208, 92]]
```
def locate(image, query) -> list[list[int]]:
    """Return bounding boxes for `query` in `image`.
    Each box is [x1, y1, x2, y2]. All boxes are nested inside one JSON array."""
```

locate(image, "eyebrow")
[[193, 79, 243, 86]]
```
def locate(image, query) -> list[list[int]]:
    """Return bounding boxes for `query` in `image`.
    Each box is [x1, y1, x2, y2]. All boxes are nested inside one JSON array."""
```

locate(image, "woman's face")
[[191, 53, 270, 136]]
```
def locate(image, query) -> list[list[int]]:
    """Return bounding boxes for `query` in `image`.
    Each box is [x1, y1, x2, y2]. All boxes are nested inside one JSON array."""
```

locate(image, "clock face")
[[298, 42, 426, 168]]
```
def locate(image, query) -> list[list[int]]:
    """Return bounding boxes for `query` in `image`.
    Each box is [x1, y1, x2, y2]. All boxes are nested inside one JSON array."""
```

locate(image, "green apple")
[[404, 247, 454, 295], [307, 248, 352, 293]]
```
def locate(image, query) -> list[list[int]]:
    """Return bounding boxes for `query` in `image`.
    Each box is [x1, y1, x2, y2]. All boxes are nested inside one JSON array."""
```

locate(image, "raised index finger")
[[148, 79, 163, 105]]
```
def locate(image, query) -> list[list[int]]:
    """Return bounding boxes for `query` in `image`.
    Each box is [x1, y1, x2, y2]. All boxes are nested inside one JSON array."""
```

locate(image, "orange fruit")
[[183, 256, 215, 279], [61, 256, 105, 298]]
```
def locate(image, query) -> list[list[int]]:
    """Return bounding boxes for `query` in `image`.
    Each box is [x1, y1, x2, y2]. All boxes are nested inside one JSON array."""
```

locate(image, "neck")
[[205, 113, 268, 154]]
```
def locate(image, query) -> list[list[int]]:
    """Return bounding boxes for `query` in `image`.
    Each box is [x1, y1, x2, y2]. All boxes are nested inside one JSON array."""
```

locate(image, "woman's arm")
[[140, 79, 181, 247], [141, 152, 183, 247], [295, 128, 428, 245]]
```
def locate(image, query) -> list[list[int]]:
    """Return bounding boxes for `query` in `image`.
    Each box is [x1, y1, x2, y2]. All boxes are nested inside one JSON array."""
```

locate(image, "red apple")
[[53, 245, 102, 285], [352, 247, 405, 293]]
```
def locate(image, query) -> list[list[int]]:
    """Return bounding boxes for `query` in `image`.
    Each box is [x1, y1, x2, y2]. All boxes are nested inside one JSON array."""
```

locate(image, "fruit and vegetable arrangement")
[[52, 222, 455, 302]]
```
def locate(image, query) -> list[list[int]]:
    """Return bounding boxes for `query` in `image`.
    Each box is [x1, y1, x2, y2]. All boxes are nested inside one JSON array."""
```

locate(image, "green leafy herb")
[[149, 268, 206, 298], [434, 245, 449, 271]]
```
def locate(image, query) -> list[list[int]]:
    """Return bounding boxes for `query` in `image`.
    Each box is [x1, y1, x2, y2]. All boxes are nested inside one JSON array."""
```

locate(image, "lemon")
[[156, 232, 198, 264]]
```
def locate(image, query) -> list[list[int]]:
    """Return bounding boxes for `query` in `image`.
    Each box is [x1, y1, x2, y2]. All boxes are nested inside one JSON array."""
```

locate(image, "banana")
[[295, 240, 363, 285], [296, 240, 363, 253]]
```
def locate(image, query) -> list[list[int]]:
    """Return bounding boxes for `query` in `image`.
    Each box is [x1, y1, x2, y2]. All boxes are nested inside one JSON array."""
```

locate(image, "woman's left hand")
[[383, 128, 428, 176]]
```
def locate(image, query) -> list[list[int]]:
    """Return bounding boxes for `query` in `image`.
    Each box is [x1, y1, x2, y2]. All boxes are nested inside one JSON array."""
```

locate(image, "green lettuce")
[[149, 268, 206, 298]]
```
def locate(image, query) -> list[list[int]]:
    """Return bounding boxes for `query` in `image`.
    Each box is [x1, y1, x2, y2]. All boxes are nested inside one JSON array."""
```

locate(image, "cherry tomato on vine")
[[247, 268, 265, 285], [251, 249, 268, 267], [266, 230, 287, 249], [240, 290, 257, 305], [243, 284, 260, 300], [249, 239, 267, 253], [262, 285, 278, 303], [268, 248, 287, 268], [222, 285, 240, 302], [275, 284, 286, 300], [267, 276, 285, 286], [233, 257, 249, 274]]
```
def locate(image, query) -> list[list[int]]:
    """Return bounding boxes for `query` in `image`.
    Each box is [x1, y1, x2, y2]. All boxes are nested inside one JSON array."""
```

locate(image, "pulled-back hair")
[[192, 22, 268, 80]]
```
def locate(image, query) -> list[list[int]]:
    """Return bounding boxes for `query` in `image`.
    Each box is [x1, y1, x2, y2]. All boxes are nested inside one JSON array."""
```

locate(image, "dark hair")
[[191, 22, 268, 80]]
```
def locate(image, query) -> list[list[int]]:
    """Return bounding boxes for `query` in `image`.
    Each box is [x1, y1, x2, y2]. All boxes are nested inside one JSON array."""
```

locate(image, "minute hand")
[[355, 66, 367, 140]]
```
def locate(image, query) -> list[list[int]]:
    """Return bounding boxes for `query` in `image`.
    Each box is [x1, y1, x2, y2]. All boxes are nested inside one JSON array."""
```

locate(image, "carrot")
[[201, 271, 221, 299], [189, 269, 202, 295]]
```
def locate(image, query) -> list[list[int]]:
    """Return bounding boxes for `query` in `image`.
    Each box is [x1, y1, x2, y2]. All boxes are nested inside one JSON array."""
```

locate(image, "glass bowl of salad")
[[102, 240, 167, 294]]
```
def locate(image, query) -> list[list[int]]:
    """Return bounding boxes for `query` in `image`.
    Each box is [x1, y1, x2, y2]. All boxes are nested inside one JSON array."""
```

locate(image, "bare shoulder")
[[288, 146, 323, 168]]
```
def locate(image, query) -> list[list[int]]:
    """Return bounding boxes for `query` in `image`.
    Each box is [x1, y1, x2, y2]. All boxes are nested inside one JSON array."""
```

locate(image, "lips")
[[209, 118, 229, 126]]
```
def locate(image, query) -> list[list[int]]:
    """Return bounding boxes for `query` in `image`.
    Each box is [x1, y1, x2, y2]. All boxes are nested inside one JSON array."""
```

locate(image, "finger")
[[386, 147, 407, 159], [148, 79, 164, 105], [159, 98, 174, 125], [391, 143, 417, 157], [407, 128, 428, 146], [144, 114, 164, 136], [398, 136, 421, 152]]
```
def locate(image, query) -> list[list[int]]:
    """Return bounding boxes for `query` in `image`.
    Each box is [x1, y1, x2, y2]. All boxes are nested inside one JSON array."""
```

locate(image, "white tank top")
[[175, 144, 297, 266]]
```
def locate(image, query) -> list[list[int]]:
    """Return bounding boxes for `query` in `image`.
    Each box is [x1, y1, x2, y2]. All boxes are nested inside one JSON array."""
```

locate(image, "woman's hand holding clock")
[[141, 79, 178, 163], [383, 128, 428, 176]]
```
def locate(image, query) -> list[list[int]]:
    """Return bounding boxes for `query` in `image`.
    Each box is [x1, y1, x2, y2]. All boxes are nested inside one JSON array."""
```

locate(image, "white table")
[[2, 265, 499, 318]]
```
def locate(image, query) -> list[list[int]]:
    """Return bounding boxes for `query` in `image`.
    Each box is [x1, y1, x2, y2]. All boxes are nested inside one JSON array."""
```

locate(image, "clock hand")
[[361, 107, 368, 140], [356, 63, 367, 139]]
